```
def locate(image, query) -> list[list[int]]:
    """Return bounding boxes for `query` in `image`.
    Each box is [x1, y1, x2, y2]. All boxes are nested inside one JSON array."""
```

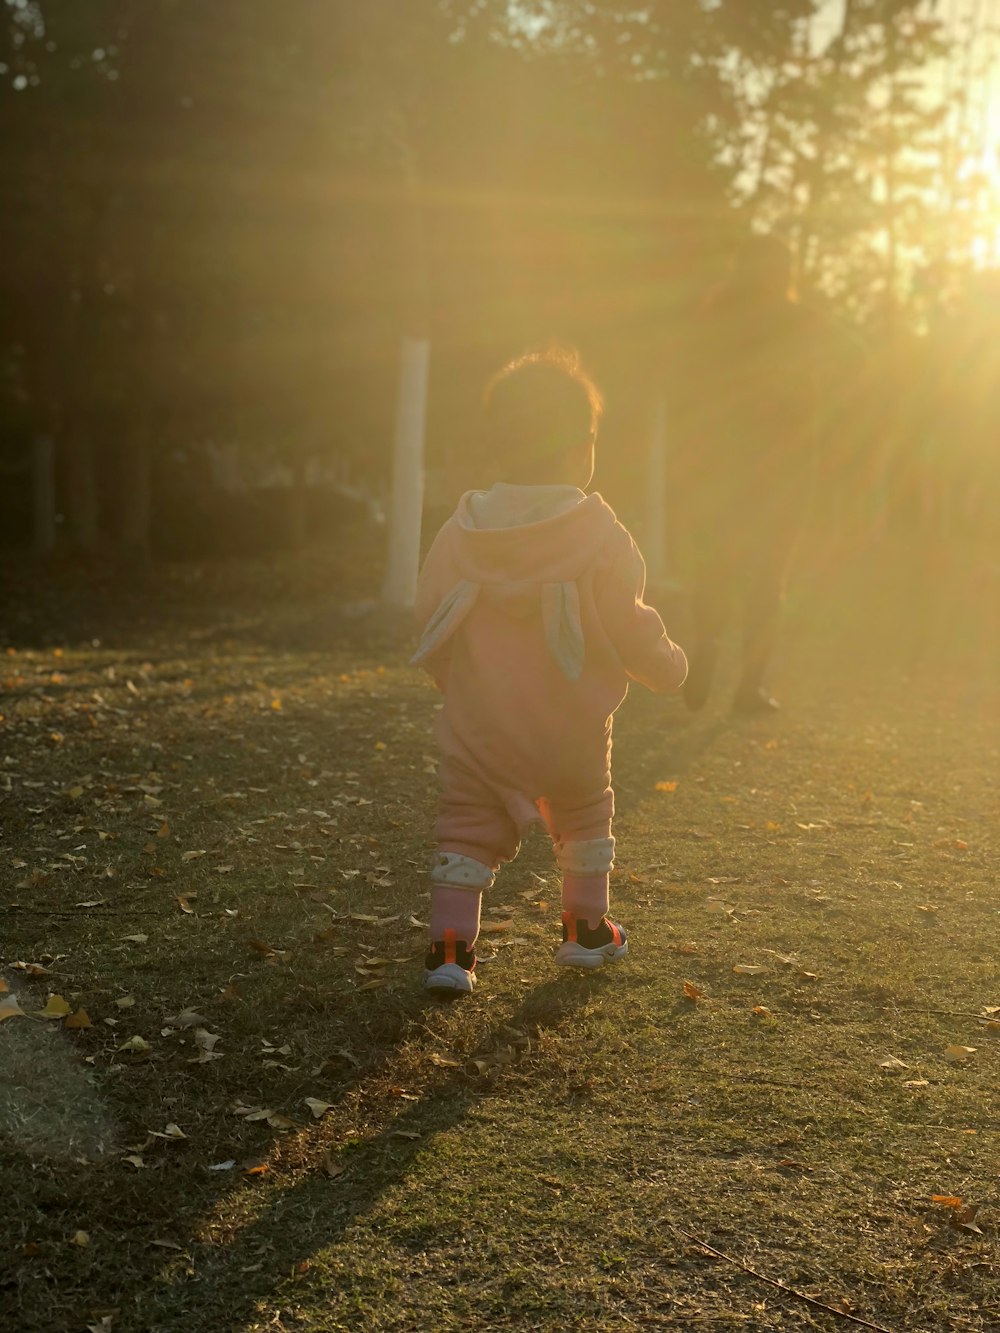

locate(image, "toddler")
[[412, 347, 688, 994]]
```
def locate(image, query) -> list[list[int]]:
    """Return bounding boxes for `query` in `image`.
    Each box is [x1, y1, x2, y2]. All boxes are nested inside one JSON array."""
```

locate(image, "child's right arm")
[[413, 525, 456, 691], [596, 529, 688, 694]]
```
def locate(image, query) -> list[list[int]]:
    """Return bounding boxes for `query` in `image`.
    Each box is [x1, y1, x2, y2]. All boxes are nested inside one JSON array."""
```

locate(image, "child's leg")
[[428, 852, 492, 947], [540, 789, 616, 929], [431, 758, 520, 952]]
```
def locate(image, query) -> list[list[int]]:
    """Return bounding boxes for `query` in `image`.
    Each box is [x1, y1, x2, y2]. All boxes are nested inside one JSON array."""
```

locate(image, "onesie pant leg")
[[538, 789, 616, 930], [430, 757, 522, 949]]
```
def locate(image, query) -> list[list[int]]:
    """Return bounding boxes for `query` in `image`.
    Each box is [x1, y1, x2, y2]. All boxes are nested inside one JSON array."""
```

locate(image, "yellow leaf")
[[932, 1195, 964, 1209], [143, 793, 162, 808], [36, 994, 72, 1020], [879, 1056, 909, 1071], [655, 780, 678, 793], [157, 821, 170, 838], [270, 697, 282, 711], [0, 996, 26, 1022], [764, 820, 782, 833], [65, 1008, 92, 1030], [682, 980, 706, 1002], [944, 1045, 976, 1062], [480, 919, 514, 934], [118, 1035, 151, 1052], [752, 1005, 772, 1018], [902, 1079, 929, 1088], [71, 1230, 90, 1247], [0, 978, 7, 993]]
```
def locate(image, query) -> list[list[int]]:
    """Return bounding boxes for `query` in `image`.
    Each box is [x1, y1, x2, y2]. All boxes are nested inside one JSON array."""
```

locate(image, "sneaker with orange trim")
[[423, 928, 477, 996], [555, 911, 628, 970]]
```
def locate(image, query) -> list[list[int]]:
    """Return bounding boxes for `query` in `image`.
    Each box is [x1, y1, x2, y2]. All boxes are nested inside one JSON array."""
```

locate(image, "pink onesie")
[[413, 486, 688, 874]]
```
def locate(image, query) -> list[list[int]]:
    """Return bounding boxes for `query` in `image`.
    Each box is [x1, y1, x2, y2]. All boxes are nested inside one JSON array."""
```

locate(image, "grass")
[[1, 537, 998, 1333]]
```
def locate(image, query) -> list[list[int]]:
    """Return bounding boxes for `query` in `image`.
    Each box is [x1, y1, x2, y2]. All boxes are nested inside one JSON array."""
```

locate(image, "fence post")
[[381, 335, 430, 609]]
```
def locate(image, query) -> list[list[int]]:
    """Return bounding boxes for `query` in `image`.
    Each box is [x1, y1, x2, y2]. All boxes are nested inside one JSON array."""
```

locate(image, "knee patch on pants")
[[554, 836, 615, 876], [430, 851, 495, 891]]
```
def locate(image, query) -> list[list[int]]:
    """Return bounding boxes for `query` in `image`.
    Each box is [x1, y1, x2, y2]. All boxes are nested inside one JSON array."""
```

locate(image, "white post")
[[645, 397, 668, 584], [381, 335, 430, 609]]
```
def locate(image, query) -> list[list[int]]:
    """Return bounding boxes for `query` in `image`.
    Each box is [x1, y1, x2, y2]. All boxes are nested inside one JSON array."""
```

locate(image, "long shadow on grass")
[[137, 973, 604, 1332]]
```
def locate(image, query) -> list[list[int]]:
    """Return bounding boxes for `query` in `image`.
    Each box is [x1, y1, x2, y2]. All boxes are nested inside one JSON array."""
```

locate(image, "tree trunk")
[[64, 434, 99, 552], [287, 448, 308, 551], [119, 422, 152, 563], [32, 435, 56, 556]]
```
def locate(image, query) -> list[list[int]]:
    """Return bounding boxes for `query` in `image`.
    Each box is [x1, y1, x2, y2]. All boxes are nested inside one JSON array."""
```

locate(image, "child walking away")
[[412, 347, 688, 995]]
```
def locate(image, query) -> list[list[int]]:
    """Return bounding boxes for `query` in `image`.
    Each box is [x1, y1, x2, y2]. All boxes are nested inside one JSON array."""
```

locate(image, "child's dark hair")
[[483, 345, 603, 483]]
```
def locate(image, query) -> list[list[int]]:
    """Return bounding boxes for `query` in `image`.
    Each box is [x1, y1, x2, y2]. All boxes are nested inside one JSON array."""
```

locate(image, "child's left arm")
[[596, 530, 688, 694]]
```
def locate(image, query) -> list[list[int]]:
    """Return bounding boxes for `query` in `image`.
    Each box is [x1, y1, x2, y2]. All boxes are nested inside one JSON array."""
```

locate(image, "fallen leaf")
[[181, 850, 206, 863], [428, 1052, 462, 1068], [122, 1154, 145, 1169], [241, 1159, 270, 1176], [705, 898, 732, 916], [36, 994, 72, 1020], [115, 996, 135, 1010], [916, 904, 939, 916], [932, 1195, 964, 1209], [175, 894, 197, 914], [879, 1056, 909, 1070], [208, 1160, 236, 1171], [944, 1045, 976, 1062], [682, 981, 706, 1002], [118, 1035, 151, 1053], [304, 1097, 333, 1119], [752, 1005, 773, 1018], [193, 1028, 221, 1054], [71, 1230, 90, 1247], [322, 1153, 346, 1180], [143, 793, 162, 808], [122, 934, 148, 944], [480, 919, 514, 934], [165, 1009, 208, 1029], [65, 1008, 92, 1030], [672, 942, 700, 955], [157, 821, 170, 838], [732, 964, 765, 976], [764, 821, 782, 832], [655, 780, 679, 793], [149, 1123, 187, 1140], [0, 979, 8, 994], [390, 1130, 421, 1141], [903, 1079, 929, 1088], [76, 899, 105, 909], [14, 960, 49, 976], [0, 996, 26, 1022]]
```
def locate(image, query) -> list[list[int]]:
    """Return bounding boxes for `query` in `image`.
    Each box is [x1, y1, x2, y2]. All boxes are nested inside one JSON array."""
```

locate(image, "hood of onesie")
[[449, 491, 618, 619]]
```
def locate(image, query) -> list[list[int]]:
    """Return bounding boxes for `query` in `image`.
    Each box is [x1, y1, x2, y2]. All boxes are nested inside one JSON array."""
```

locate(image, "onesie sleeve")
[[595, 528, 688, 694], [413, 522, 458, 690]]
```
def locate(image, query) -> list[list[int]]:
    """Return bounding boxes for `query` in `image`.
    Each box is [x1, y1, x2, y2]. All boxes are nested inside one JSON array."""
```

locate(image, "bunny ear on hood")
[[410, 580, 480, 667]]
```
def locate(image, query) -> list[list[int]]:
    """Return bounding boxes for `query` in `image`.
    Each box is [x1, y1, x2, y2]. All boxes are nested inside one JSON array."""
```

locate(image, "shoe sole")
[[423, 963, 476, 995], [554, 940, 629, 970]]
